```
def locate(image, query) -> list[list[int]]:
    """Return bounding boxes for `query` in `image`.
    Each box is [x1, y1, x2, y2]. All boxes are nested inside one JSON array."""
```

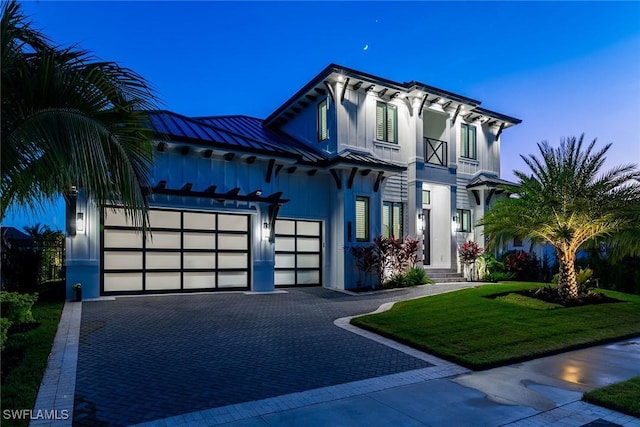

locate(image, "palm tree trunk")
[[558, 255, 579, 301]]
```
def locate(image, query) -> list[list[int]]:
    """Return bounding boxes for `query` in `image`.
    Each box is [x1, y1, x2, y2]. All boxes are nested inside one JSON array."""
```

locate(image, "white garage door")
[[274, 219, 322, 286], [102, 208, 250, 294]]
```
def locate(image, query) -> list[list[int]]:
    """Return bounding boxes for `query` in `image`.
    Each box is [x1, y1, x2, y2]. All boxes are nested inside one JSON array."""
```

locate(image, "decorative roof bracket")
[[451, 104, 462, 125], [347, 167, 358, 189], [495, 123, 505, 140], [471, 190, 480, 206], [418, 96, 428, 118], [340, 78, 350, 103], [266, 159, 275, 183], [373, 171, 384, 192], [486, 188, 496, 205], [402, 96, 413, 117], [323, 80, 336, 103], [330, 169, 341, 189]]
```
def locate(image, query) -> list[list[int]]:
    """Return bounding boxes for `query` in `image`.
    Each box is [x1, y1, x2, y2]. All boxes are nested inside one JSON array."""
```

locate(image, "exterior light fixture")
[[76, 212, 85, 233], [262, 222, 270, 240]]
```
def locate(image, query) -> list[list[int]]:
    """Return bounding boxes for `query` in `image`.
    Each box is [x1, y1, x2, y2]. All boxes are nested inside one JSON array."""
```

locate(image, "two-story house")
[[65, 64, 520, 298]]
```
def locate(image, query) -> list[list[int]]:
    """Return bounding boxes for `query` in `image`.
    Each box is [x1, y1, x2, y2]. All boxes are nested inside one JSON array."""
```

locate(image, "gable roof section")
[[264, 63, 520, 129]]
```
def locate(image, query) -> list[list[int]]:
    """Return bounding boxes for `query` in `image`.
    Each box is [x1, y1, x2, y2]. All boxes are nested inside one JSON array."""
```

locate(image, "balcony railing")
[[424, 137, 447, 167]]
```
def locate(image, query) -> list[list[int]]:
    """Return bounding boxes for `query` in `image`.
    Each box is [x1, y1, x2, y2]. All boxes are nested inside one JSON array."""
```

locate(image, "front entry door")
[[423, 209, 431, 265]]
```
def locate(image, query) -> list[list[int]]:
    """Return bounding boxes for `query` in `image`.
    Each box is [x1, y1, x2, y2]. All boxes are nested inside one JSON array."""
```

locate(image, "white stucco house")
[[65, 64, 521, 298]]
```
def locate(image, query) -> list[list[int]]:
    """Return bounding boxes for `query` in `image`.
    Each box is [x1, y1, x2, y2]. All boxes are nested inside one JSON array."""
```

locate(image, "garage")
[[102, 208, 250, 294], [274, 219, 322, 286]]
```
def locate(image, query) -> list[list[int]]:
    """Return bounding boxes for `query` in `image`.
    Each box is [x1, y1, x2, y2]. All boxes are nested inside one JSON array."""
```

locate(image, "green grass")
[[583, 376, 640, 417], [494, 292, 564, 310], [1, 299, 64, 427], [351, 282, 640, 370]]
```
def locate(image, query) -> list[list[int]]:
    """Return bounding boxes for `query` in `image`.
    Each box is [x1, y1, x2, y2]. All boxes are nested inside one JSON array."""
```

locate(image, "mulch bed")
[[519, 287, 622, 307]]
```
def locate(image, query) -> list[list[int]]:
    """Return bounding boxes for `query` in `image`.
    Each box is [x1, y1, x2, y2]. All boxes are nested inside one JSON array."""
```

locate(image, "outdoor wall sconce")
[[262, 222, 270, 240], [76, 212, 85, 233]]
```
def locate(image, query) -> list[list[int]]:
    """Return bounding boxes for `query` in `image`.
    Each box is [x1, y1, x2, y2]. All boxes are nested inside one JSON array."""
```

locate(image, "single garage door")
[[274, 219, 322, 286], [102, 208, 250, 294]]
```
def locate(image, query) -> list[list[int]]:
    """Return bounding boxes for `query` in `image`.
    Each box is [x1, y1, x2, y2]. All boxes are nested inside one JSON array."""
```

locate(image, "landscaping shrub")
[[350, 236, 420, 288], [403, 267, 433, 286], [477, 253, 507, 280], [500, 250, 540, 281], [0, 318, 11, 349], [552, 267, 595, 294], [0, 292, 38, 324]]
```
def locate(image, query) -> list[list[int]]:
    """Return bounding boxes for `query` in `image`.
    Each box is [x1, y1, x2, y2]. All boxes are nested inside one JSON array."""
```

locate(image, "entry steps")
[[423, 268, 466, 283]]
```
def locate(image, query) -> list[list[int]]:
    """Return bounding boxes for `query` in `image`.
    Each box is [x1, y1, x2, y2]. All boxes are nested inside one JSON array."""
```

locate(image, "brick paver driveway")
[[74, 285, 468, 426]]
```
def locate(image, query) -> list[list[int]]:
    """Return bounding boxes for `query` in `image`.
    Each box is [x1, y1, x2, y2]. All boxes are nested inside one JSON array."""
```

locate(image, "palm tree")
[[1, 0, 159, 228], [480, 135, 640, 301]]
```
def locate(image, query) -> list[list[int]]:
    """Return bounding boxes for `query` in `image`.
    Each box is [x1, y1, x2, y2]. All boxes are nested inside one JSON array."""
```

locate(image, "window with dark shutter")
[[376, 101, 397, 143], [356, 196, 369, 242], [317, 99, 328, 141]]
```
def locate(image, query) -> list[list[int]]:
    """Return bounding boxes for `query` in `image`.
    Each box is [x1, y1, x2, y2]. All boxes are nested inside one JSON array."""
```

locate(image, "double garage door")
[[102, 208, 323, 294], [102, 208, 250, 294]]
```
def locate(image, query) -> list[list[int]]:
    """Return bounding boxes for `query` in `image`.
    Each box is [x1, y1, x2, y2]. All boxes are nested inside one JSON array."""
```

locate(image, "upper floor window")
[[456, 209, 472, 232], [355, 196, 370, 242], [317, 99, 328, 141], [460, 123, 477, 159], [382, 201, 403, 239], [376, 101, 397, 143]]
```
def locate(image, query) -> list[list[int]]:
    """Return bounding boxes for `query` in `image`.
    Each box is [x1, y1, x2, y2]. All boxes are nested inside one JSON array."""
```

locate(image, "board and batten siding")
[[279, 95, 337, 155], [456, 121, 500, 176], [339, 87, 409, 164]]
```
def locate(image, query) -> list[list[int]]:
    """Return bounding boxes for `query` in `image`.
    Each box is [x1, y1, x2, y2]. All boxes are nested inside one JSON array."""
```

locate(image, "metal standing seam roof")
[[148, 110, 410, 171], [195, 115, 327, 163], [329, 150, 406, 171], [149, 111, 298, 158], [466, 173, 517, 189]]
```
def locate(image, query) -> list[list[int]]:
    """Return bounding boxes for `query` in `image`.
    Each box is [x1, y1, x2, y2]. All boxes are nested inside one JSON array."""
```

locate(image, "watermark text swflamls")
[[2, 409, 70, 420]]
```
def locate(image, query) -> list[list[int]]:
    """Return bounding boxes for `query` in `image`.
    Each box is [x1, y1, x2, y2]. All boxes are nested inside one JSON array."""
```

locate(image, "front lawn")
[[583, 376, 640, 418], [351, 283, 640, 370], [1, 299, 64, 427]]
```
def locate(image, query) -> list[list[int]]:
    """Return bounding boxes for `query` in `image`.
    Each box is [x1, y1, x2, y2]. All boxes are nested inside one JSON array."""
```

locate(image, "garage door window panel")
[[146, 252, 181, 269], [104, 252, 142, 270]]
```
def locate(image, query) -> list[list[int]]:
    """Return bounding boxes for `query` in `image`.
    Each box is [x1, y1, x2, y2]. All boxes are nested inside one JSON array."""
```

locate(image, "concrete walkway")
[[31, 283, 640, 426]]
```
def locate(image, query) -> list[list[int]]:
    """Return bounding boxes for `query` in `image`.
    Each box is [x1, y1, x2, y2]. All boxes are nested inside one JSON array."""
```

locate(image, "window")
[[382, 202, 403, 239], [317, 99, 328, 141], [513, 237, 523, 247], [460, 123, 477, 159], [456, 209, 472, 232], [376, 101, 397, 143], [355, 196, 369, 242], [422, 190, 431, 206]]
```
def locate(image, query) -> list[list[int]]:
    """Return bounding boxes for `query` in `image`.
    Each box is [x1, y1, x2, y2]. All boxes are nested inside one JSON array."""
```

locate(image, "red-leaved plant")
[[459, 240, 483, 264]]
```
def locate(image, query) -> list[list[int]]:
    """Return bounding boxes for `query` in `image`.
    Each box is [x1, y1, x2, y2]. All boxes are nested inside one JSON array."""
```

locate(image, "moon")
[[363, 44, 369, 51]]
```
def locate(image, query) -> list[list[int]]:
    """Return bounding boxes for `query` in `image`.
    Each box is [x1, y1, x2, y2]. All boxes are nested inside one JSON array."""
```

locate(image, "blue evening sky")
[[4, 1, 640, 231]]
